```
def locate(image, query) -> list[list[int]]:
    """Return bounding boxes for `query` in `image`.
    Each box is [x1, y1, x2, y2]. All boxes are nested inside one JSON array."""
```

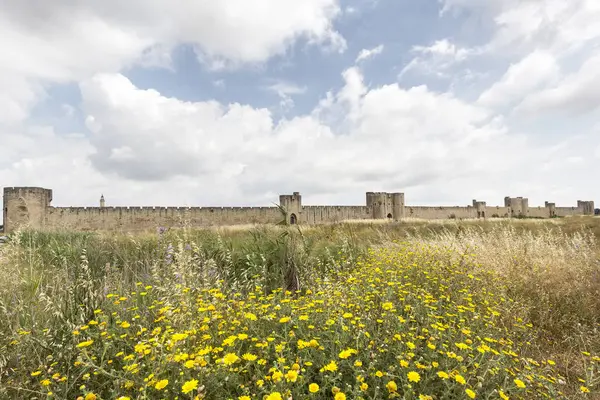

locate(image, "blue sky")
[[1, 0, 599, 219], [31, 0, 463, 128]]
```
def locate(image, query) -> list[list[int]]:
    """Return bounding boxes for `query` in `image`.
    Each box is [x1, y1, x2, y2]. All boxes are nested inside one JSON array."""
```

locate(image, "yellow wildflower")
[[155, 379, 168, 390], [407, 371, 421, 383], [182, 379, 198, 394]]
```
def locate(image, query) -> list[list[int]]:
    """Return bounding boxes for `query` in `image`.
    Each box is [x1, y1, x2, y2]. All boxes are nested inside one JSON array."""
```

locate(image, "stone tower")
[[390, 192, 405, 220], [366, 192, 405, 220], [504, 196, 529, 217], [3, 187, 53, 233], [577, 200, 595, 215], [100, 194, 105, 208], [545, 201, 556, 217], [472, 199, 487, 218], [279, 192, 302, 224]]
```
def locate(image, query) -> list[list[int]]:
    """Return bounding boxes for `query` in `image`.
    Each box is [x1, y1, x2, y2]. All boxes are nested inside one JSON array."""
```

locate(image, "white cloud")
[[355, 44, 384, 63], [477, 50, 560, 108], [265, 81, 308, 112], [515, 52, 600, 116], [447, 0, 600, 117], [399, 39, 474, 80], [65, 68, 589, 207], [7, 67, 523, 203], [441, 0, 600, 57], [0, 0, 345, 124], [267, 82, 307, 97]]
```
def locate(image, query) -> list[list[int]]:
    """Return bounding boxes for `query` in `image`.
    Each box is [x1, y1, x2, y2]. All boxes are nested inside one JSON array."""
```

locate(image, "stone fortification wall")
[[405, 206, 477, 220], [555, 207, 583, 217], [45, 206, 283, 232], [302, 206, 372, 224], [1, 186, 596, 234], [528, 206, 552, 218], [484, 206, 511, 218]]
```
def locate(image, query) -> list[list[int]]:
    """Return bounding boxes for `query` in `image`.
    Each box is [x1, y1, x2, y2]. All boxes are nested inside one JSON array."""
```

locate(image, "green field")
[[1, 218, 599, 399]]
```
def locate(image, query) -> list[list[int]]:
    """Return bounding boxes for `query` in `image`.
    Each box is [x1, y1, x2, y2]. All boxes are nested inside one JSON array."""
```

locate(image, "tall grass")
[[0, 218, 599, 398]]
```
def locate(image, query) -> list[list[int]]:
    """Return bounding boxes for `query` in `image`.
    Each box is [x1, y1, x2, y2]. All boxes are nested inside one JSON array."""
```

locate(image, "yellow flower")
[[265, 393, 283, 400], [580, 386, 590, 393], [309, 383, 319, 393], [182, 379, 199, 394], [84, 394, 97, 400], [323, 361, 338, 372], [455, 374, 466, 385], [155, 379, 168, 390], [171, 333, 188, 342], [386, 381, 398, 393], [437, 371, 449, 379], [272, 370, 284, 382], [116, 397, 131, 400], [466, 388, 476, 399], [223, 353, 240, 365], [407, 371, 421, 383], [513, 379, 526, 388], [77, 340, 94, 348], [120, 321, 130, 329], [41, 379, 51, 386], [285, 370, 299, 382], [239, 397, 251, 400], [334, 393, 346, 400], [498, 390, 509, 400], [242, 353, 258, 361]]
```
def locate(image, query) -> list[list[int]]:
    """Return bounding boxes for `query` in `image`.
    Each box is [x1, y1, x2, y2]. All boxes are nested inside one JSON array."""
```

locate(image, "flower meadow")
[[1, 220, 599, 399]]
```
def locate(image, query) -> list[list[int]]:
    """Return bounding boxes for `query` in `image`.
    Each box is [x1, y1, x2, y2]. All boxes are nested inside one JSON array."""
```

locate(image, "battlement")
[[50, 206, 279, 211], [1, 186, 596, 233]]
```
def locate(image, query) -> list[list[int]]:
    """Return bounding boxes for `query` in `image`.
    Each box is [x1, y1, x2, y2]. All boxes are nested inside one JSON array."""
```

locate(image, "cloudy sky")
[[1, 0, 599, 220]]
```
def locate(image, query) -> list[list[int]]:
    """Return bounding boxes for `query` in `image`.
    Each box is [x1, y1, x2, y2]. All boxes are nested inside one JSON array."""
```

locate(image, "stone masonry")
[[1, 186, 596, 234]]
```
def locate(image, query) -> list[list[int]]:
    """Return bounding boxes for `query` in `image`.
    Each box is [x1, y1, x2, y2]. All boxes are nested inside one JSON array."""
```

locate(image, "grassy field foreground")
[[0, 218, 599, 399]]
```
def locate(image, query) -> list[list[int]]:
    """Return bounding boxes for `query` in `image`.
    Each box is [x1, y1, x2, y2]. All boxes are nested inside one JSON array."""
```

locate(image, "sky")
[[1, 0, 599, 222]]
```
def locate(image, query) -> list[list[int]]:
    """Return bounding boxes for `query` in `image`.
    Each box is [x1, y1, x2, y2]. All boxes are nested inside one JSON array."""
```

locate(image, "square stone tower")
[[3, 187, 53, 233]]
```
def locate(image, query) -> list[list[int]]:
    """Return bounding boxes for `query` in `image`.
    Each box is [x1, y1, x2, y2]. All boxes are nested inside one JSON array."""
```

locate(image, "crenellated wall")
[[1, 186, 596, 233], [485, 206, 511, 218], [45, 206, 283, 232], [405, 206, 477, 220], [302, 206, 372, 224]]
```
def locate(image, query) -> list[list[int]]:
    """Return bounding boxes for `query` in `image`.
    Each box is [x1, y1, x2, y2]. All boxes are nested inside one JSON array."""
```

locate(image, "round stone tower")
[[366, 192, 388, 219], [3, 187, 53, 233], [391, 192, 405, 221]]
